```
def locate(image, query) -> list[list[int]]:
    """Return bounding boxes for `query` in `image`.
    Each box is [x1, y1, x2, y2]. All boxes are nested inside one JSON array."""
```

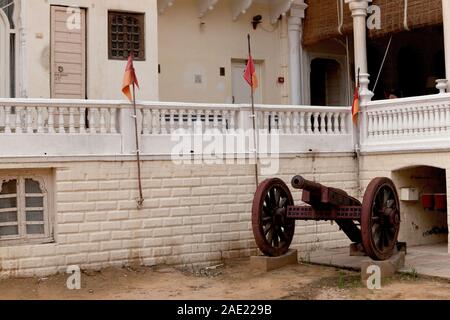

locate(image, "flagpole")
[[247, 34, 259, 187], [132, 82, 145, 208]]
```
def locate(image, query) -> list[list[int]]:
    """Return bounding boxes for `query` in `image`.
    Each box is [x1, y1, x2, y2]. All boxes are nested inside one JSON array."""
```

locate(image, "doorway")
[[392, 166, 448, 248], [310, 58, 342, 106], [50, 6, 86, 99], [231, 60, 262, 104]]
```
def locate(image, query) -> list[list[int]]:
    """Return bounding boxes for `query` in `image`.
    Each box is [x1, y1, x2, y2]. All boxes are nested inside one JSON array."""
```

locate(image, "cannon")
[[251, 176, 401, 261]]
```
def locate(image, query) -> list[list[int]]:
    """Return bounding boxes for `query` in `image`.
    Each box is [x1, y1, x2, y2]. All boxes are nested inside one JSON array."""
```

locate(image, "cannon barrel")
[[291, 176, 324, 192]]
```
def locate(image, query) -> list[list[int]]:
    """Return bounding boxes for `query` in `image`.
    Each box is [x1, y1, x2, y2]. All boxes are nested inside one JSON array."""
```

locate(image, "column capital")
[[345, 0, 372, 17], [290, 0, 308, 19]]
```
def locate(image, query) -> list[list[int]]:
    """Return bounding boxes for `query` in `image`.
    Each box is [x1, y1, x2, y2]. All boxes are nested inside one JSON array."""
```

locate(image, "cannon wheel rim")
[[361, 177, 400, 261], [252, 178, 295, 257]]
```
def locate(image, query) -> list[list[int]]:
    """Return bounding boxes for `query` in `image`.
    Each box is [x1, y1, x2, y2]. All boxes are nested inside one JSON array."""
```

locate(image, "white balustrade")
[[0, 99, 354, 156], [362, 93, 450, 152]]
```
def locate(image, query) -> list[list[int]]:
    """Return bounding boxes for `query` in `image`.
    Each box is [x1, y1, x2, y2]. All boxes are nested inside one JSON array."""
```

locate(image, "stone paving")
[[305, 243, 450, 279]]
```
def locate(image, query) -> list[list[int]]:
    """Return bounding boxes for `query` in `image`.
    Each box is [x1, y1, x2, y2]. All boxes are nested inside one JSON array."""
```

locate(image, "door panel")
[[231, 61, 262, 104], [51, 6, 86, 99]]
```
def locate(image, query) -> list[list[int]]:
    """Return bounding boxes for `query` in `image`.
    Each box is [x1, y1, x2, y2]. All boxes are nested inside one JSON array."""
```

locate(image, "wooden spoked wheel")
[[361, 177, 401, 261], [252, 178, 296, 257]]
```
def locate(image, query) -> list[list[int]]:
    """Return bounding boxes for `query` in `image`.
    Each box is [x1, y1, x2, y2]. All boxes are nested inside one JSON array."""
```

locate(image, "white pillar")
[[345, 0, 374, 105], [288, 1, 308, 105], [442, 0, 450, 90]]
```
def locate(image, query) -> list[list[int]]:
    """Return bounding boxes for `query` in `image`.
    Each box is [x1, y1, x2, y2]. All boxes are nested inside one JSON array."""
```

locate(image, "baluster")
[[57, 107, 65, 134], [152, 109, 160, 134], [47, 107, 55, 134], [99, 108, 106, 134], [386, 110, 394, 136], [430, 106, 439, 133], [160, 109, 168, 134], [263, 111, 269, 131], [15, 107, 22, 133], [37, 107, 44, 133], [292, 112, 300, 134], [25, 107, 32, 133], [319, 112, 326, 134], [68, 107, 76, 133], [416, 107, 423, 135], [169, 109, 176, 134], [414, 107, 420, 133], [367, 112, 373, 137], [326, 112, 332, 134], [204, 110, 212, 132], [142, 109, 150, 134], [79, 107, 86, 134], [179, 109, 186, 132], [381, 110, 387, 136], [395, 109, 402, 136], [332, 112, 339, 134], [221, 111, 228, 133], [212, 110, 220, 131], [440, 104, 446, 132], [187, 110, 193, 133], [89, 108, 97, 134], [424, 106, 432, 134], [445, 104, 450, 132], [270, 111, 277, 132], [230, 110, 236, 132], [283, 111, 291, 134], [110, 108, 117, 134], [299, 112, 306, 134], [4, 106, 11, 133], [313, 112, 320, 133], [306, 112, 312, 134]]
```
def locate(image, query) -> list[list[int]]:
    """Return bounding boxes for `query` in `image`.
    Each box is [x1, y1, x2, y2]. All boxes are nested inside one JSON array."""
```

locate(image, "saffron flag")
[[352, 84, 360, 124], [243, 55, 259, 90], [122, 55, 140, 101]]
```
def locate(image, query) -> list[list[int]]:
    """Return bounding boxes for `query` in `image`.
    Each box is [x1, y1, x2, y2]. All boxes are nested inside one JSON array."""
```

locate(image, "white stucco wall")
[[158, 0, 289, 104], [22, 0, 159, 100]]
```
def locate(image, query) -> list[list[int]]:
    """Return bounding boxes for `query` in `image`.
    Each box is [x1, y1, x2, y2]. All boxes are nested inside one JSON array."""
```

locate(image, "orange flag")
[[122, 55, 140, 101], [243, 55, 259, 90], [352, 85, 360, 124]]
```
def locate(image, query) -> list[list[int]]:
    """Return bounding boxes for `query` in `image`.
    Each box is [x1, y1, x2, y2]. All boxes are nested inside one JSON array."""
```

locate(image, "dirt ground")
[[1, 259, 450, 300]]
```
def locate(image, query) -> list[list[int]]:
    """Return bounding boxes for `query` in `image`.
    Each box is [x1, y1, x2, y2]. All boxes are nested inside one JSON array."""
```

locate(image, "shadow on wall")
[[392, 165, 448, 247]]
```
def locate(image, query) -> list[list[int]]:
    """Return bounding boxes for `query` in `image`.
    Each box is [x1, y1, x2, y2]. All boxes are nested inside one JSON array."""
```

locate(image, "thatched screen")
[[303, 0, 443, 46]]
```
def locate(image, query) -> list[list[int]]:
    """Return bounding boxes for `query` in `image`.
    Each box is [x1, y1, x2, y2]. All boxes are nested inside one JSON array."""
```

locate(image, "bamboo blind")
[[303, 0, 443, 46]]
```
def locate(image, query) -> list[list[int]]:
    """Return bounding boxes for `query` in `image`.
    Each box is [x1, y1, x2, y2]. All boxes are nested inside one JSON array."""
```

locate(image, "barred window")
[[0, 175, 52, 244], [108, 11, 145, 61]]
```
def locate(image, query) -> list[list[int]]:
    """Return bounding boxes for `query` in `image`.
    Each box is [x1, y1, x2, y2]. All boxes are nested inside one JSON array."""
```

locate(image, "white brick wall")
[[0, 154, 359, 278]]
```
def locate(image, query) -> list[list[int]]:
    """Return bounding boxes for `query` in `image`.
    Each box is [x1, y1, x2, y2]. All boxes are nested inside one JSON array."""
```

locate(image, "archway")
[[392, 166, 448, 250], [0, 8, 10, 97]]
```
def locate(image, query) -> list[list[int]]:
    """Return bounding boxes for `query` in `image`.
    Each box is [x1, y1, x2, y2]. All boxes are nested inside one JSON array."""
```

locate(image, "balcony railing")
[[361, 93, 450, 153], [0, 99, 354, 158]]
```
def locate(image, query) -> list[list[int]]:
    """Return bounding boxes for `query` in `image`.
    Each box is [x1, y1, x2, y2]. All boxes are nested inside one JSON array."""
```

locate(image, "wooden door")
[[51, 6, 86, 99]]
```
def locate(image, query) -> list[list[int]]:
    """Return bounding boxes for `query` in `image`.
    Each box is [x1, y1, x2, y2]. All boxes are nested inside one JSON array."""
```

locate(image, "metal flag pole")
[[132, 82, 145, 208], [247, 34, 259, 187]]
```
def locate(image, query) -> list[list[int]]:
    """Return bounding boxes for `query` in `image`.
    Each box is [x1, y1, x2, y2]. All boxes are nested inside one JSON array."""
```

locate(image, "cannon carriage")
[[251, 176, 401, 261]]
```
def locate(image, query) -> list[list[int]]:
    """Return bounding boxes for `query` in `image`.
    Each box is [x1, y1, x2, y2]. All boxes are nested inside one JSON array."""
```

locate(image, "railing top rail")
[[366, 93, 450, 109], [0, 98, 352, 113]]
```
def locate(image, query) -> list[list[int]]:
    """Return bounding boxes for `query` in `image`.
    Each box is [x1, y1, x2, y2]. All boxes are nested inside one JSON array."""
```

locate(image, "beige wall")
[[0, 154, 356, 278], [23, 0, 159, 100], [158, 0, 289, 104]]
